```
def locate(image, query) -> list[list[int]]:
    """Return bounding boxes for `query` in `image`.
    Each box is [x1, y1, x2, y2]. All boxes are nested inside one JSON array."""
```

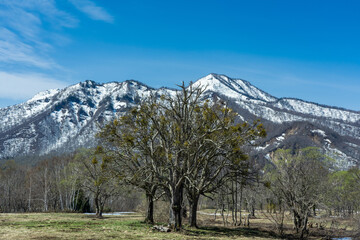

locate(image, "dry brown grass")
[[0, 211, 356, 239], [195, 209, 356, 239]]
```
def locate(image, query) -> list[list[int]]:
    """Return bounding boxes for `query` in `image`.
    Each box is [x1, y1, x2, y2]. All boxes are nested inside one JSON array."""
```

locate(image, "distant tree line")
[[0, 154, 141, 214]]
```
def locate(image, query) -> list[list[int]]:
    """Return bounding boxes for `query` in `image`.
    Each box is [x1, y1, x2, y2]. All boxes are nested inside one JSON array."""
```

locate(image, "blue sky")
[[0, 0, 359, 110]]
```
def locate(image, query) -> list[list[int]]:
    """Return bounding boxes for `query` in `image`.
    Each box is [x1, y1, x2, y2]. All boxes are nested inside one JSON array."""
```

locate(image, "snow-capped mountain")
[[1, 74, 359, 169]]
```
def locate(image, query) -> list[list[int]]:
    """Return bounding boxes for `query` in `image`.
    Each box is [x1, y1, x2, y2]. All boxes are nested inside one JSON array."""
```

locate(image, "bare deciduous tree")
[[97, 82, 265, 229], [74, 149, 120, 217], [266, 147, 330, 239]]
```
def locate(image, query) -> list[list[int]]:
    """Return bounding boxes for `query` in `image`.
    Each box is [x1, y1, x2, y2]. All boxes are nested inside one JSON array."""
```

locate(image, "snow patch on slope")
[[311, 129, 326, 137], [274, 99, 360, 123], [325, 147, 355, 170]]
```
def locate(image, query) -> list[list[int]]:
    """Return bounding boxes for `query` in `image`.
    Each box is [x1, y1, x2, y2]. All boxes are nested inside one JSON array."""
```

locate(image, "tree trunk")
[[231, 180, 236, 225], [313, 205, 316, 216], [250, 202, 255, 217], [43, 167, 48, 212], [174, 205, 182, 230], [28, 177, 32, 212], [239, 183, 243, 225], [235, 179, 238, 225], [170, 185, 183, 231], [189, 195, 199, 228], [169, 205, 175, 225], [300, 215, 308, 239], [99, 203, 104, 218], [145, 193, 154, 223], [293, 211, 300, 233], [95, 196, 101, 217]]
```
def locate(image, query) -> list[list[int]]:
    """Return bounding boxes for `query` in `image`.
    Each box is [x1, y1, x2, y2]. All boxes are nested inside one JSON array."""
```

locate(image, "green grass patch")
[[0, 212, 280, 239]]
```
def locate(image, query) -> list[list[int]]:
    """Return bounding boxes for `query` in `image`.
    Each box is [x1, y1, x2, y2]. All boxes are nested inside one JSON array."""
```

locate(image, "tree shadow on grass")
[[183, 226, 280, 239]]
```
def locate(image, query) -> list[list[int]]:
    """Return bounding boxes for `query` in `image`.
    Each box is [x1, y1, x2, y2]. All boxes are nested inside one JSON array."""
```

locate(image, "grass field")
[[0, 211, 355, 239]]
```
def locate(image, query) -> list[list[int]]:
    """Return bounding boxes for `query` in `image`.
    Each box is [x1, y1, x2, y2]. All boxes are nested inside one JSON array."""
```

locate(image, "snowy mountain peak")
[[193, 73, 277, 102], [79, 80, 98, 88]]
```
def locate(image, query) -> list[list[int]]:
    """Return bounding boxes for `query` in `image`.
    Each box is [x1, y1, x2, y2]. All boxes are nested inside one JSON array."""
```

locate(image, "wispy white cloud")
[[69, 0, 114, 23], [0, 0, 79, 29], [0, 0, 113, 70], [0, 28, 58, 69], [0, 71, 66, 100], [0, 0, 113, 105], [0, 0, 78, 70]]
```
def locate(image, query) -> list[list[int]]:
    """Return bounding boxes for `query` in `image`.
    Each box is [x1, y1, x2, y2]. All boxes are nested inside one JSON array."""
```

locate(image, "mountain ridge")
[[2, 73, 357, 113], [1, 73, 359, 169]]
